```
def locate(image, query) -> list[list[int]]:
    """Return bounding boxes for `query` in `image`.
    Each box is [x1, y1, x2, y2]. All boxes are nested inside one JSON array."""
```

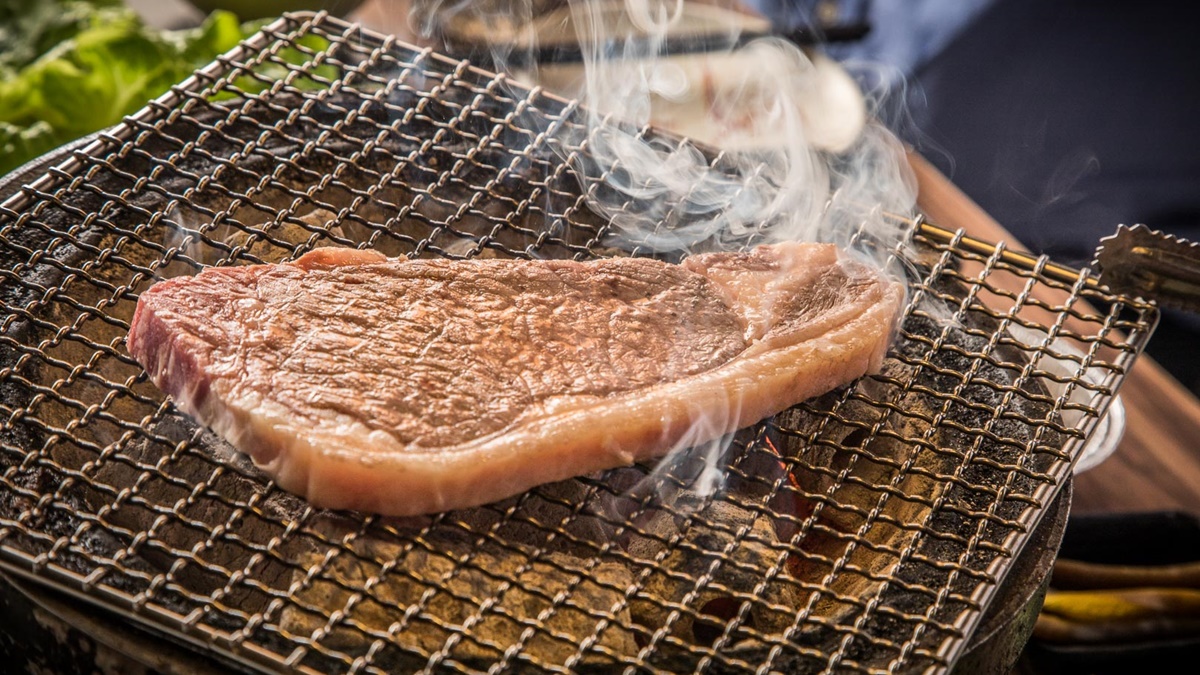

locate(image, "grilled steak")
[[127, 243, 903, 515]]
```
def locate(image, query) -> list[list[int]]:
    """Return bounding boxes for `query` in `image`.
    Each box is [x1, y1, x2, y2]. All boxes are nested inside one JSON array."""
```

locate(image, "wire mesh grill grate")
[[0, 12, 1154, 674]]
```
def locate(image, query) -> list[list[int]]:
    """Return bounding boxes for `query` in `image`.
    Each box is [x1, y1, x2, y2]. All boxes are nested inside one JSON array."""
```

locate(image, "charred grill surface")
[[0, 13, 1153, 675]]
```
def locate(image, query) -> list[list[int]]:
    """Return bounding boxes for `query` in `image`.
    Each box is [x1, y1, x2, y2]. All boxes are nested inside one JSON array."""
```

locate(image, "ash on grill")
[[0, 13, 1150, 675]]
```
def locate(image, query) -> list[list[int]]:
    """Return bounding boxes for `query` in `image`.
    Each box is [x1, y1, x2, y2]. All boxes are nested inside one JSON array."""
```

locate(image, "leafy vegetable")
[[0, 0, 126, 77], [0, 0, 318, 175]]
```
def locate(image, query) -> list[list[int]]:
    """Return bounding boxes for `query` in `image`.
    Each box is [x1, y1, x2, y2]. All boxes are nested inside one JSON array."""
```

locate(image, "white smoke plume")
[[411, 0, 920, 502]]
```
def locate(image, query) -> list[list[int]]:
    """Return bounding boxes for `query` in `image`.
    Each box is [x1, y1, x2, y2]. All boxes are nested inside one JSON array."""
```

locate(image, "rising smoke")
[[415, 0, 917, 257], [412, 0, 920, 503]]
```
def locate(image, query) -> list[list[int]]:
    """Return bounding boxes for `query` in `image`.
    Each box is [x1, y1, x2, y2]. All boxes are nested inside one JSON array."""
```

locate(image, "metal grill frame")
[[0, 11, 1155, 674]]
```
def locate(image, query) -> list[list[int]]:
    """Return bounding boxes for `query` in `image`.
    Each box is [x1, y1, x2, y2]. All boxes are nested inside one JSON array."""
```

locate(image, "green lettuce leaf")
[[0, 2, 329, 176], [0, 121, 61, 173], [0, 0, 126, 74]]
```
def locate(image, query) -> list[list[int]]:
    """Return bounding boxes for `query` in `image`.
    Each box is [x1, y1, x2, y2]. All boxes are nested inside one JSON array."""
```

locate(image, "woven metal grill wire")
[[0, 12, 1154, 675]]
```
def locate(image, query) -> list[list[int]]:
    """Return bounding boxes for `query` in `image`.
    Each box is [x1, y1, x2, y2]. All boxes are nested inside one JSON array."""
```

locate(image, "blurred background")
[[2, 1, 1198, 672]]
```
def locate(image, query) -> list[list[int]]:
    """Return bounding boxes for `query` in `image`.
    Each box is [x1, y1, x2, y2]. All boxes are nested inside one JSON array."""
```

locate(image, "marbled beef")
[[127, 243, 903, 515]]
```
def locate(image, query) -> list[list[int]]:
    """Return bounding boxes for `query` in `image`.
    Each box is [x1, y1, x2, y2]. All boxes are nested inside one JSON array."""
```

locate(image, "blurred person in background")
[[751, 0, 1200, 393]]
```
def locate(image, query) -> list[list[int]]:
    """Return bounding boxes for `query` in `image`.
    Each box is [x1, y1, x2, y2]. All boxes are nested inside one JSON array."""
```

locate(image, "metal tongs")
[[1093, 224, 1200, 313]]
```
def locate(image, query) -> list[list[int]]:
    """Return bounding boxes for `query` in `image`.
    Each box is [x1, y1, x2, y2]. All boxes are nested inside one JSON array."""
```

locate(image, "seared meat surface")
[[127, 243, 902, 515]]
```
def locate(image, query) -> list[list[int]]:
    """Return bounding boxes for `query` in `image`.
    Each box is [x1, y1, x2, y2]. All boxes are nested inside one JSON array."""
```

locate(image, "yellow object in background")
[[1020, 512, 1200, 673], [1034, 565, 1200, 644], [1042, 587, 1200, 623]]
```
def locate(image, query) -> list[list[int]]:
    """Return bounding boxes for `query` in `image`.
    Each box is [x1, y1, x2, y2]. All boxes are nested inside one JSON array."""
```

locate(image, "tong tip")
[[1093, 224, 1200, 313]]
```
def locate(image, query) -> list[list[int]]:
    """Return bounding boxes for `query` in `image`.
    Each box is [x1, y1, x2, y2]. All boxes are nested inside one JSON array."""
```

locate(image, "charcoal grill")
[[0, 11, 1153, 675]]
